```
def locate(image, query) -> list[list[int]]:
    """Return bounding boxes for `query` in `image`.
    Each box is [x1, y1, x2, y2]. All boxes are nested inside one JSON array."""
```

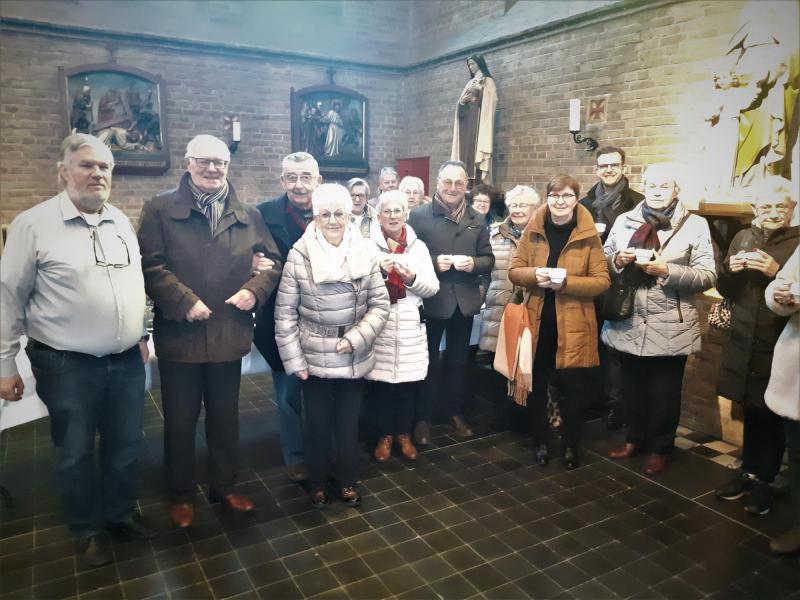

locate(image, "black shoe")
[[605, 407, 623, 430], [413, 421, 431, 446], [107, 513, 158, 540], [563, 446, 579, 470], [450, 415, 474, 438], [311, 489, 330, 509], [75, 534, 111, 568], [341, 486, 362, 507], [535, 444, 549, 467], [715, 472, 755, 501], [744, 480, 772, 515]]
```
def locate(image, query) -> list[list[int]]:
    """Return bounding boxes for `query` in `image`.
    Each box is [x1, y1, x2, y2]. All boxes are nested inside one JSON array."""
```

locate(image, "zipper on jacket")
[[675, 289, 684, 323]]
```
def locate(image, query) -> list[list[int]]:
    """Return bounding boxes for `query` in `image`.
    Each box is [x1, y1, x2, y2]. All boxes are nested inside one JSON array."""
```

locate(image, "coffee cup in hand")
[[548, 268, 566, 284], [634, 249, 655, 263]]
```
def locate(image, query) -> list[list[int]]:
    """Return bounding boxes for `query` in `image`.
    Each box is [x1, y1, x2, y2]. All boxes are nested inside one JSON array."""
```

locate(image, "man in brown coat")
[[138, 134, 282, 528]]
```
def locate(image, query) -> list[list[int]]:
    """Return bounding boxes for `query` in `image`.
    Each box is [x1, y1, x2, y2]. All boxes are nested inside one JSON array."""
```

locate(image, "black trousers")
[[784, 418, 800, 526], [742, 406, 786, 483], [618, 352, 687, 455], [303, 376, 363, 489], [423, 309, 474, 420], [527, 315, 588, 448], [159, 359, 242, 502], [373, 381, 418, 436]]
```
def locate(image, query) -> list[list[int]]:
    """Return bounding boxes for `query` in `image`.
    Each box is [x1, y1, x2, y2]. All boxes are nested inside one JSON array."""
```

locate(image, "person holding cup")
[[714, 176, 798, 515], [603, 163, 716, 475], [508, 174, 610, 469], [366, 190, 439, 462]]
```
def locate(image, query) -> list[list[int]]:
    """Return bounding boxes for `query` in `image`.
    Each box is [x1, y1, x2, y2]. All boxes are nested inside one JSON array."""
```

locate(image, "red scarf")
[[286, 200, 312, 232], [382, 226, 408, 304]]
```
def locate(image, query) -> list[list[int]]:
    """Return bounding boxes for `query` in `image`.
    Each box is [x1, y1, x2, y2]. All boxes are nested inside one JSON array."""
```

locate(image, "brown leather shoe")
[[643, 453, 669, 475], [286, 464, 309, 483], [212, 492, 255, 512], [396, 434, 418, 460], [374, 436, 392, 462], [170, 503, 194, 529], [609, 443, 638, 459], [450, 415, 474, 438]]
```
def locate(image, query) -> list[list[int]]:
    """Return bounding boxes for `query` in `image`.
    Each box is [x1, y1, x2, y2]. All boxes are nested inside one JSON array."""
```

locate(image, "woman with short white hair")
[[603, 163, 716, 475], [367, 190, 439, 462], [479, 185, 542, 352], [399, 176, 427, 210], [275, 183, 389, 508]]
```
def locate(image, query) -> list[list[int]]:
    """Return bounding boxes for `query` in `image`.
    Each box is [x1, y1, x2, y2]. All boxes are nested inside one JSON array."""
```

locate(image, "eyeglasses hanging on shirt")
[[92, 228, 131, 268]]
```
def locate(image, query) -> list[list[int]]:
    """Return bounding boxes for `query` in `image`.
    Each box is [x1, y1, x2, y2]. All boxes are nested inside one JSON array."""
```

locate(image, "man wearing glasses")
[[346, 177, 376, 238], [138, 135, 282, 528], [408, 160, 494, 440], [0, 134, 154, 567], [579, 146, 644, 430], [253, 152, 321, 484]]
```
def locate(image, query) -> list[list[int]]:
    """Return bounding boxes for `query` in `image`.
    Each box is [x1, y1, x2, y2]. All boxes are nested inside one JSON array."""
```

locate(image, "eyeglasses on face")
[[317, 210, 347, 222], [283, 173, 315, 185], [190, 157, 229, 169], [380, 208, 405, 217], [472, 198, 491, 205], [597, 162, 621, 171], [440, 179, 467, 190], [350, 192, 367, 200], [92, 230, 131, 268], [547, 193, 577, 201], [507, 203, 533, 210]]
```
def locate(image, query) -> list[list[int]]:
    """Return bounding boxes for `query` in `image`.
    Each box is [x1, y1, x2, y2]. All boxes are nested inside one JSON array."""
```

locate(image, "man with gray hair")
[[254, 151, 322, 483], [139, 134, 282, 528], [369, 166, 399, 207], [0, 134, 154, 566]]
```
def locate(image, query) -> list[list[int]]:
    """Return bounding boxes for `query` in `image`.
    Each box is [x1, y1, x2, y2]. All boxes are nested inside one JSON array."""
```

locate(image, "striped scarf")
[[188, 177, 229, 234]]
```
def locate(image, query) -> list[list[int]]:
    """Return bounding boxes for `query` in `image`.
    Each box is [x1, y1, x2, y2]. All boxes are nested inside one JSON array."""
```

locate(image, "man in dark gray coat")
[[408, 160, 494, 440]]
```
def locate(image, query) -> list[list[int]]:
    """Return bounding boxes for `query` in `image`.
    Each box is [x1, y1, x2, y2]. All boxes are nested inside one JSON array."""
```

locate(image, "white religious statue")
[[324, 100, 345, 158]]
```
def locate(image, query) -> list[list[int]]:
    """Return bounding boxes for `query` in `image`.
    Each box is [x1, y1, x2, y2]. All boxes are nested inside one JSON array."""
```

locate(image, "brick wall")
[[0, 29, 405, 223]]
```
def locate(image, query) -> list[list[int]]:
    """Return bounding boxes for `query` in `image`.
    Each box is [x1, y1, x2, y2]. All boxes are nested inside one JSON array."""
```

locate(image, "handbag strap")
[[658, 213, 691, 254]]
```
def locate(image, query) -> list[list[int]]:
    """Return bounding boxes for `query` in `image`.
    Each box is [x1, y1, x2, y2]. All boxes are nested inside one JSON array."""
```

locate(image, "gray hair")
[[398, 176, 424, 193], [346, 177, 370, 198], [505, 185, 541, 207], [642, 163, 680, 191], [750, 175, 797, 205], [185, 134, 230, 160], [375, 189, 409, 216], [311, 183, 352, 215], [379, 166, 398, 181], [437, 160, 468, 179], [58, 133, 114, 187], [282, 151, 319, 174]]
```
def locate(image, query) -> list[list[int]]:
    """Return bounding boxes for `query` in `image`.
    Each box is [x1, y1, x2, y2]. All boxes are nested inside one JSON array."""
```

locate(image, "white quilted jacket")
[[275, 224, 389, 379], [366, 223, 440, 383]]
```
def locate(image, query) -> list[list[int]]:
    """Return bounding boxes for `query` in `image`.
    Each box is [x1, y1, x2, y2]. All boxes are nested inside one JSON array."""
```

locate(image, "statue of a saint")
[[451, 54, 498, 184], [324, 100, 345, 158]]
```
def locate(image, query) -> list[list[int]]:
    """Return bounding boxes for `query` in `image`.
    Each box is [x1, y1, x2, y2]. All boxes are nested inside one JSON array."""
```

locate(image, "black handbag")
[[597, 282, 636, 321]]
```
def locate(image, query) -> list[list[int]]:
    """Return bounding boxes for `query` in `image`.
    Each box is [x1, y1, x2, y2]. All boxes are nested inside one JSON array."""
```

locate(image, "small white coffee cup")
[[595, 223, 606, 234], [549, 268, 567, 284], [744, 251, 761, 261], [635, 249, 655, 263]]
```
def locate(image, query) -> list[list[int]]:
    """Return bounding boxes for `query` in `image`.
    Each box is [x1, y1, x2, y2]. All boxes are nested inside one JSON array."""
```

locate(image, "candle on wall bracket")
[[224, 115, 241, 154], [568, 99, 598, 152]]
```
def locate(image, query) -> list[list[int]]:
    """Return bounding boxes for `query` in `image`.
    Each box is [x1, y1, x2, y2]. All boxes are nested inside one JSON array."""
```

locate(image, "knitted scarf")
[[382, 226, 408, 304], [626, 198, 679, 288], [188, 178, 228, 234], [434, 193, 466, 224], [286, 200, 313, 233], [591, 177, 627, 213]]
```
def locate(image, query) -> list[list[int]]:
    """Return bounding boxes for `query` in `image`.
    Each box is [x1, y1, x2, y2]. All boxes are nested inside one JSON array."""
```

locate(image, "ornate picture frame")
[[290, 84, 368, 179], [59, 63, 169, 175]]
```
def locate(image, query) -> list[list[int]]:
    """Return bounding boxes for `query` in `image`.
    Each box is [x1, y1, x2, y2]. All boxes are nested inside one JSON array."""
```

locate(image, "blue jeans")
[[271, 370, 305, 466], [26, 341, 145, 537]]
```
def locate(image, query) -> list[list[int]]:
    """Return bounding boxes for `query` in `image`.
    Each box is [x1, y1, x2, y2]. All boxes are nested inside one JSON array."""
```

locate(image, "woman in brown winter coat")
[[509, 174, 610, 469]]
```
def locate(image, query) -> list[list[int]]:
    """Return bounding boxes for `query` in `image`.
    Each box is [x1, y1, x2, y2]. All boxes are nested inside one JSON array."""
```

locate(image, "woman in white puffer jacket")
[[367, 190, 439, 462]]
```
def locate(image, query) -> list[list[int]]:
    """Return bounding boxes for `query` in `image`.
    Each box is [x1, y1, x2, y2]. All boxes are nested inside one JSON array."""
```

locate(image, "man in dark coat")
[[408, 160, 494, 440], [715, 176, 798, 516], [253, 152, 321, 483], [579, 146, 644, 429], [138, 135, 282, 528]]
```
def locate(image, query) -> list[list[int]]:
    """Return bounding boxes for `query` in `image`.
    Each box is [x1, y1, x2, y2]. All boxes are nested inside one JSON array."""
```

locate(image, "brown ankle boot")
[[396, 434, 418, 460], [374, 435, 392, 461]]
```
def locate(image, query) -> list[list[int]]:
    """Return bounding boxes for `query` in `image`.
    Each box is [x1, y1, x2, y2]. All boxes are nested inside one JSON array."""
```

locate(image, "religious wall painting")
[[586, 95, 609, 126], [290, 82, 368, 178], [59, 64, 169, 175]]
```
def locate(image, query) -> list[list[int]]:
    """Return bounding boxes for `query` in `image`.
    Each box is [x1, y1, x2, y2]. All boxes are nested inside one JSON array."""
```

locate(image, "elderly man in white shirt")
[[0, 134, 153, 568]]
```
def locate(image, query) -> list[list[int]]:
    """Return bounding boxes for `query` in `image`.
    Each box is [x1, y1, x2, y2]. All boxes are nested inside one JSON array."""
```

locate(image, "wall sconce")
[[568, 99, 598, 152], [223, 115, 241, 154]]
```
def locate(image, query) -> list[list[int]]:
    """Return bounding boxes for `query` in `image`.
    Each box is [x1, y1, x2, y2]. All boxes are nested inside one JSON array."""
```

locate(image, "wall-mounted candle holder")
[[568, 99, 598, 152]]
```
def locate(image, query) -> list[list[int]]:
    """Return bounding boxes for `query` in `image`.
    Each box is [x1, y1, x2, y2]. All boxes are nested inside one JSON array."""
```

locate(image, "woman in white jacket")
[[764, 246, 800, 554], [367, 191, 439, 462], [275, 184, 389, 508]]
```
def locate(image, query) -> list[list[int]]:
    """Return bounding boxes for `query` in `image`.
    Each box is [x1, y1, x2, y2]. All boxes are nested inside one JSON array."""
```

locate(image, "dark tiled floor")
[[1, 371, 798, 599]]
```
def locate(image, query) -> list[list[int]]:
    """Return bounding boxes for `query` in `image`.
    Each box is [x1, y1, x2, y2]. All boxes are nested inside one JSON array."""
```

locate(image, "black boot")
[[563, 446, 579, 470]]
